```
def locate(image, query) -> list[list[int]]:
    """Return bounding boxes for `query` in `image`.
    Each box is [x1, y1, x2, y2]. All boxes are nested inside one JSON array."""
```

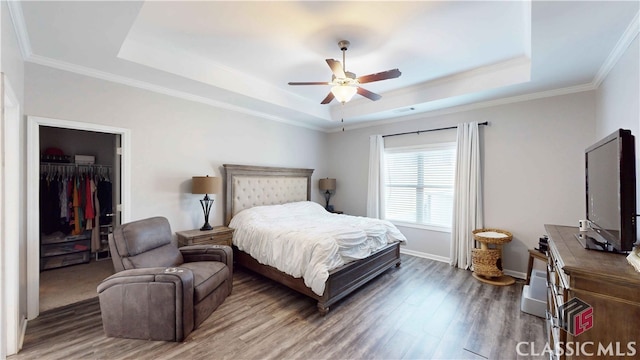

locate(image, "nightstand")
[[176, 226, 234, 247]]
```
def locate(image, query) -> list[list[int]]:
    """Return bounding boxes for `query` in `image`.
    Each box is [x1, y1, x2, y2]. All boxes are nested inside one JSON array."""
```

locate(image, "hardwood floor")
[[11, 255, 546, 360]]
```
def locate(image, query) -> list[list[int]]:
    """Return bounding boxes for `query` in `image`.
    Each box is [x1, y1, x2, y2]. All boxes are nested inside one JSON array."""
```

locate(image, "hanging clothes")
[[91, 176, 102, 252], [40, 163, 114, 248], [72, 176, 82, 236], [85, 174, 95, 230]]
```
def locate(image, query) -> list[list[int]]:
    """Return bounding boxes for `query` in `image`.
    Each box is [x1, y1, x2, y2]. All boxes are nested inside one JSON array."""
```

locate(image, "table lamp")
[[192, 175, 222, 230], [319, 178, 336, 211]]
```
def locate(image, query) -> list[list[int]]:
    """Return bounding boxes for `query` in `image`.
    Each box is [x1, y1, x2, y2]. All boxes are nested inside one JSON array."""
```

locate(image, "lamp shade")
[[192, 176, 222, 194], [331, 85, 357, 103], [319, 178, 336, 191]]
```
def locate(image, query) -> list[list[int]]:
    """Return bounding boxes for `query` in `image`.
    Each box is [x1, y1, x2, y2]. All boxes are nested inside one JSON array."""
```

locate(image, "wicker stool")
[[472, 228, 515, 286]]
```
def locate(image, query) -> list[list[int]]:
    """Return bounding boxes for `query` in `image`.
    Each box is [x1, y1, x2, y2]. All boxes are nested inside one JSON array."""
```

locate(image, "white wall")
[[328, 91, 597, 274], [1, 2, 24, 100], [25, 63, 329, 231], [596, 37, 639, 138], [595, 36, 640, 243]]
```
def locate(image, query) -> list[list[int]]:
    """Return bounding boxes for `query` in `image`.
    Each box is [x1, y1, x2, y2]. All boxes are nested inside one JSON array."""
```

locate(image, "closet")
[[39, 126, 119, 312], [39, 162, 113, 269]]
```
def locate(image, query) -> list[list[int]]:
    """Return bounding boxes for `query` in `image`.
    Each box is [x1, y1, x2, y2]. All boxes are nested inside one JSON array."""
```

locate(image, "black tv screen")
[[585, 129, 637, 252]]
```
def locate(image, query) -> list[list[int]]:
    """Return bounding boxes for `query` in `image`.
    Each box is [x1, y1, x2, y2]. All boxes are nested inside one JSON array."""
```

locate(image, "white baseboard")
[[400, 248, 450, 263], [400, 248, 527, 280], [504, 269, 526, 280], [18, 316, 27, 352]]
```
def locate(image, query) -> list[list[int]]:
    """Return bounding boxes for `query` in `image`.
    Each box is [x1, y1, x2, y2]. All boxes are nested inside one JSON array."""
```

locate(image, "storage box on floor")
[[521, 269, 546, 317], [40, 231, 91, 270]]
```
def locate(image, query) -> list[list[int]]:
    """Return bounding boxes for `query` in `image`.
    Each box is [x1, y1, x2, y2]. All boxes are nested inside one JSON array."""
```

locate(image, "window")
[[384, 142, 456, 230]]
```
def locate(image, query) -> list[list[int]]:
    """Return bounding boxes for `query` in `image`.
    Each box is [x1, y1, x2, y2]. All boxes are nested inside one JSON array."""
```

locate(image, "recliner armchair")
[[97, 216, 232, 341]]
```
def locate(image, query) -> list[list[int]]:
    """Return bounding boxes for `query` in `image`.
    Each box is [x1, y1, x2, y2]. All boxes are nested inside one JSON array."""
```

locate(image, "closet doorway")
[[26, 116, 131, 320]]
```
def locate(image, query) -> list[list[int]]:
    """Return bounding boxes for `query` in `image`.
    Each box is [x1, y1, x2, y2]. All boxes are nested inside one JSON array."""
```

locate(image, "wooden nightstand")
[[176, 226, 234, 247]]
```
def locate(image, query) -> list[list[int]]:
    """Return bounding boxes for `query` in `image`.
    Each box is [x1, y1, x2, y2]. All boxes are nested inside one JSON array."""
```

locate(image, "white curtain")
[[450, 122, 483, 269], [367, 135, 386, 219]]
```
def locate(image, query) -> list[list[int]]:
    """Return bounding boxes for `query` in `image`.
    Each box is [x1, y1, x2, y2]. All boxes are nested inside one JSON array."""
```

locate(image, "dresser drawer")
[[176, 226, 234, 247], [185, 233, 232, 246]]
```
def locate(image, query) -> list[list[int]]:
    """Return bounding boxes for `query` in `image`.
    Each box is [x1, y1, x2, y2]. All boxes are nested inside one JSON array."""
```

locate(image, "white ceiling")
[[12, 1, 640, 131]]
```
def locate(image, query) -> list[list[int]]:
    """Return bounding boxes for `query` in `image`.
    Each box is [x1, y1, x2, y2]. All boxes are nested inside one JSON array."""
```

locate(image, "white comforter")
[[229, 201, 407, 296]]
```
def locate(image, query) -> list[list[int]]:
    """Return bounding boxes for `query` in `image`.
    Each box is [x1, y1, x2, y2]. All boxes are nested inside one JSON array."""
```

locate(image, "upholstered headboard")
[[222, 164, 314, 226]]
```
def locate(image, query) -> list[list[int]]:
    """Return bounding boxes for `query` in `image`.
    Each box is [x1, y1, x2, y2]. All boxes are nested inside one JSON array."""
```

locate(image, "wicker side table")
[[471, 228, 515, 286]]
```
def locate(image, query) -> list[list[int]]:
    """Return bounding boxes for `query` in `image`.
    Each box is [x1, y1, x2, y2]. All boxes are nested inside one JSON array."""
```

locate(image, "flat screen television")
[[580, 128, 637, 253]]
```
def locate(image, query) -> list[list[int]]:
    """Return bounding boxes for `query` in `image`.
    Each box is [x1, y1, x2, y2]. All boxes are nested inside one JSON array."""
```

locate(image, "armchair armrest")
[[97, 267, 195, 341], [180, 245, 233, 267]]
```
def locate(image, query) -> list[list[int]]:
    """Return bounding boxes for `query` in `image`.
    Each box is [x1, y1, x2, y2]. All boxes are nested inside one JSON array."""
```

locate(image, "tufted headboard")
[[222, 164, 314, 226]]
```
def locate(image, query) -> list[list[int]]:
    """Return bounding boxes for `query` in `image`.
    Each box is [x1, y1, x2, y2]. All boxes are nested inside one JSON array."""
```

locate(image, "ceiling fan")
[[288, 40, 401, 104]]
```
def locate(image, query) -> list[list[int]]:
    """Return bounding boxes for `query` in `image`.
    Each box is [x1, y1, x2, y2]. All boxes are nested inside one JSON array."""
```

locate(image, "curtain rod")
[[382, 121, 489, 138]]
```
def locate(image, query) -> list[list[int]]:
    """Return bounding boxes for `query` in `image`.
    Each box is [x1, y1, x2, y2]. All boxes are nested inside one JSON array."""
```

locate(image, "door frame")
[[26, 116, 131, 320], [2, 75, 21, 356]]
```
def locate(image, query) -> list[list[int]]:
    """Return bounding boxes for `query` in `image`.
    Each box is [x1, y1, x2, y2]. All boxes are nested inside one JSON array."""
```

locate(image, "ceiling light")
[[331, 85, 357, 104]]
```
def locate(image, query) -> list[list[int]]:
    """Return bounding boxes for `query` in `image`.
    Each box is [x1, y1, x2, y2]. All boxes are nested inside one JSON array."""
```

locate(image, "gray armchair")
[[97, 216, 232, 341]]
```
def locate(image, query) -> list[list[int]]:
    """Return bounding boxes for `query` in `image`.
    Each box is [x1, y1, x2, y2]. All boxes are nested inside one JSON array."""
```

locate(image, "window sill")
[[389, 221, 452, 234]]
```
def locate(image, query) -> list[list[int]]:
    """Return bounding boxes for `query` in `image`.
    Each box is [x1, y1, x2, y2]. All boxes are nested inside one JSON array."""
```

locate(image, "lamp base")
[[199, 195, 214, 231], [324, 190, 332, 210]]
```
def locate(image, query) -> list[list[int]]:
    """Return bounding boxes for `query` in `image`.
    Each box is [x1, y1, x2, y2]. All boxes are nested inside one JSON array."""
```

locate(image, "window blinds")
[[384, 143, 456, 229]]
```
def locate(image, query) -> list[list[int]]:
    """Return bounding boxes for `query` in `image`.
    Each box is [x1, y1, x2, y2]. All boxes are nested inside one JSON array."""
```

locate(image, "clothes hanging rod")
[[382, 121, 489, 138]]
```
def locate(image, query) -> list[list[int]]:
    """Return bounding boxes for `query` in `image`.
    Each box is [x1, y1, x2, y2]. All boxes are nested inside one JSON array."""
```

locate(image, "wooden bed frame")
[[222, 164, 401, 315]]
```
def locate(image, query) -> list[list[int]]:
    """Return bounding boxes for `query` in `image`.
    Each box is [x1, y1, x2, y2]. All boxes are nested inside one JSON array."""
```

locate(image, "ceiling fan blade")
[[326, 59, 346, 79], [357, 69, 402, 84], [357, 87, 382, 101], [288, 81, 330, 86], [320, 92, 335, 104]]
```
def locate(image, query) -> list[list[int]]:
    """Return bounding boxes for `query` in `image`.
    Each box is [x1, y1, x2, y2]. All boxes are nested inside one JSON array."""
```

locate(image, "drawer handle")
[[546, 311, 560, 329]]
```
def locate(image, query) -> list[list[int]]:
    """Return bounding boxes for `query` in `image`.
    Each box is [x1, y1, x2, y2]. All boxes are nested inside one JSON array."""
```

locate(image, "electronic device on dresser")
[[578, 128, 637, 253]]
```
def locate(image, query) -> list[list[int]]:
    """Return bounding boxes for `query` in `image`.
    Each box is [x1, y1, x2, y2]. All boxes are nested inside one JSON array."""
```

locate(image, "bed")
[[222, 164, 405, 315]]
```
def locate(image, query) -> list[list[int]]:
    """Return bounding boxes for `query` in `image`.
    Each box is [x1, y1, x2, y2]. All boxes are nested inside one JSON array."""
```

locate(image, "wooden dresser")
[[545, 224, 640, 359]]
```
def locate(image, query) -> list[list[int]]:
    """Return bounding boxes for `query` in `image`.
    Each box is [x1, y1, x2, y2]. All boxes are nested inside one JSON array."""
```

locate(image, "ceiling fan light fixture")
[[331, 85, 357, 104]]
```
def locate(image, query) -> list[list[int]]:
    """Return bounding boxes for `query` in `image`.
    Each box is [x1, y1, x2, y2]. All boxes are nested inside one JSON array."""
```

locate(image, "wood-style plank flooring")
[[11, 255, 546, 360]]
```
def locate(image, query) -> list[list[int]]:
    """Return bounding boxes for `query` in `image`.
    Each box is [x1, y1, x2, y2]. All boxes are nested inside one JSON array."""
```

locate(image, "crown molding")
[[593, 11, 639, 87], [7, 0, 32, 59], [332, 11, 640, 134], [331, 82, 596, 133], [25, 54, 325, 132], [9, 1, 636, 135], [7, 0, 325, 132]]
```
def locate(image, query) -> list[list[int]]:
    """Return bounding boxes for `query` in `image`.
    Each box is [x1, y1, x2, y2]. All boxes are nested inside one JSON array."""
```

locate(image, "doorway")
[[26, 116, 131, 320], [39, 127, 118, 312]]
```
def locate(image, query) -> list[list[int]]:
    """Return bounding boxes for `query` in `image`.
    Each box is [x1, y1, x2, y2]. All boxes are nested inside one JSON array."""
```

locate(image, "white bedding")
[[229, 201, 407, 296]]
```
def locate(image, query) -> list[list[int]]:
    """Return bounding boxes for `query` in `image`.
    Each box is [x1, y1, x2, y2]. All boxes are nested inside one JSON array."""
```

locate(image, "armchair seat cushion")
[[180, 262, 230, 303]]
